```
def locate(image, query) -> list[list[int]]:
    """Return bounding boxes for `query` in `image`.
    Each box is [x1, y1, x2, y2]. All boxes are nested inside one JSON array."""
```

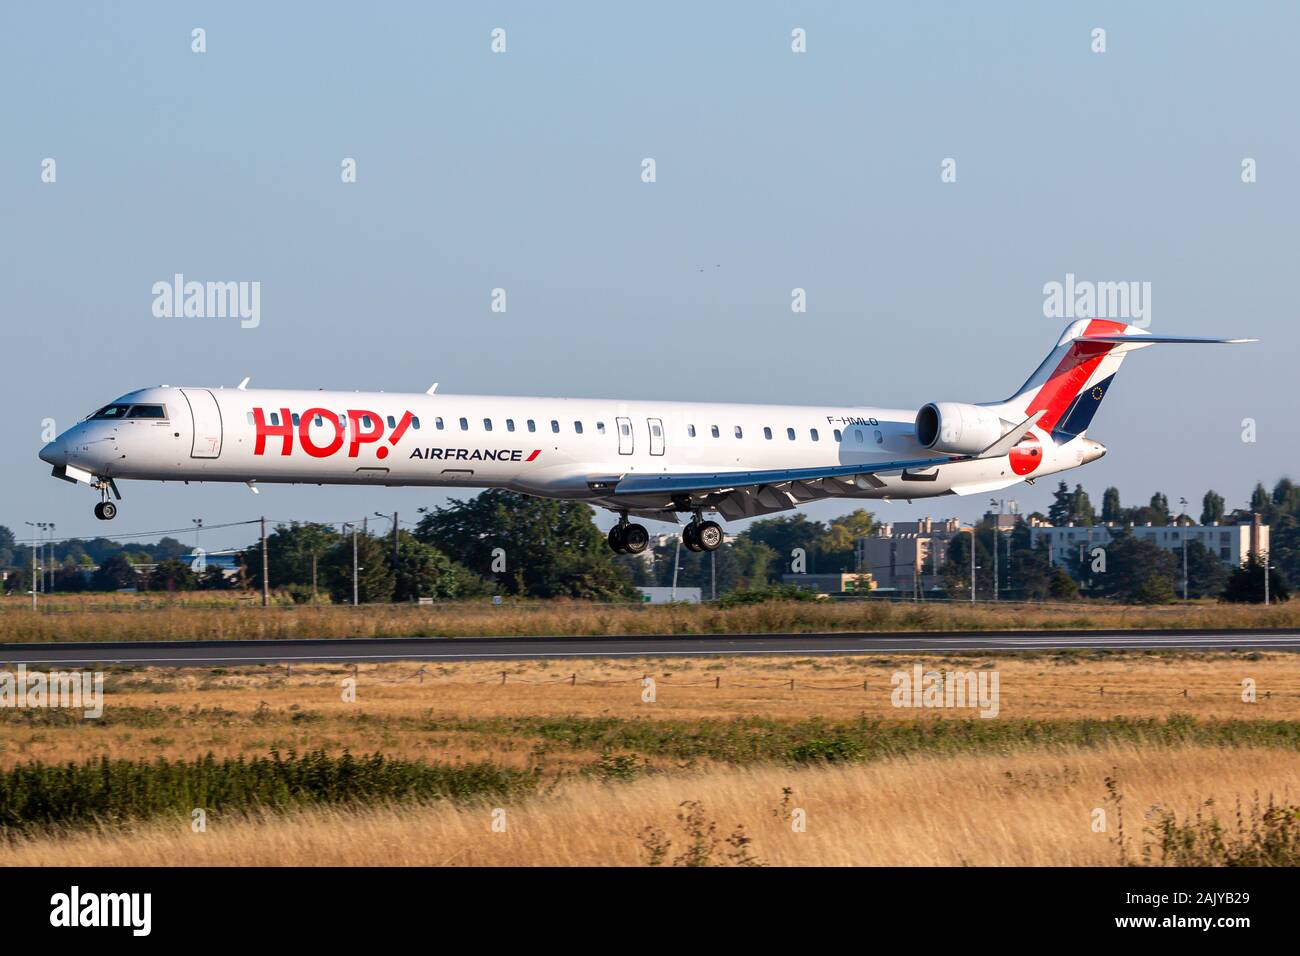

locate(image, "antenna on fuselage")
[[237, 377, 251, 390], [426, 383, 438, 395]]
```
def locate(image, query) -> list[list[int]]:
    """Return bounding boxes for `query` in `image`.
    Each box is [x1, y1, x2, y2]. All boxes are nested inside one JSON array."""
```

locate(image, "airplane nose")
[[39, 436, 68, 467]]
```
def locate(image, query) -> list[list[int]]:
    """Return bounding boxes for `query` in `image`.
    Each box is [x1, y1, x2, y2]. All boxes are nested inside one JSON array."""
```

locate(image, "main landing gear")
[[608, 515, 650, 555], [92, 479, 120, 521], [682, 514, 723, 553]]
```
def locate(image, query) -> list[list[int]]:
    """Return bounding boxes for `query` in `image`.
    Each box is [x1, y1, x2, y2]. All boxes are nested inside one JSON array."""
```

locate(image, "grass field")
[[1, 593, 1297, 644], [3, 744, 1295, 866], [1, 649, 1298, 865]]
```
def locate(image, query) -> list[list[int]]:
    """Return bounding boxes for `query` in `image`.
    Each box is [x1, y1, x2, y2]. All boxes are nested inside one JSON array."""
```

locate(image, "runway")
[[0, 629, 1298, 668]]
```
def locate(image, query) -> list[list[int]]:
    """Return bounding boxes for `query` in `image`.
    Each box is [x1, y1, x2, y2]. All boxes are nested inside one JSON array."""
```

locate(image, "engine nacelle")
[[915, 402, 1008, 455]]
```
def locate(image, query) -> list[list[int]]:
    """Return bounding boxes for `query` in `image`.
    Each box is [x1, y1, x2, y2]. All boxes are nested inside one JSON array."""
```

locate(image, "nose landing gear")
[[92, 478, 121, 520]]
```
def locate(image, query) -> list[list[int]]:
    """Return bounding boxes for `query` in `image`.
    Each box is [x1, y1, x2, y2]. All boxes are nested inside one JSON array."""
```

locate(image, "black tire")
[[681, 522, 702, 552], [696, 520, 723, 551], [99, 501, 117, 521], [622, 523, 649, 554], [607, 525, 628, 554], [93, 502, 105, 520]]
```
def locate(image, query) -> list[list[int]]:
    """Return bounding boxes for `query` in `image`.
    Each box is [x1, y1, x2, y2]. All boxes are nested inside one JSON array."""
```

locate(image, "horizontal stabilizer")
[[1075, 334, 1257, 344]]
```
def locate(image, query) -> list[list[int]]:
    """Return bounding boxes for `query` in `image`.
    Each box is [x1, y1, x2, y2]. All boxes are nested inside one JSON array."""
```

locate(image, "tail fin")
[[990, 319, 1254, 444]]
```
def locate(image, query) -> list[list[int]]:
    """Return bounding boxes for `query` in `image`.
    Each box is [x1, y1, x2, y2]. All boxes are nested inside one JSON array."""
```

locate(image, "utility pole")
[[671, 534, 681, 601], [1264, 547, 1270, 606], [969, 527, 976, 603], [24, 522, 38, 611], [710, 548, 716, 602], [1179, 497, 1189, 600], [260, 516, 269, 607], [353, 526, 360, 606], [990, 500, 1000, 602]]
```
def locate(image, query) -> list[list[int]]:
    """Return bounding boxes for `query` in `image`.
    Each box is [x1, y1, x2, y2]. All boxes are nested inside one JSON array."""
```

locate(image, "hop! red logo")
[[253, 407, 412, 459]]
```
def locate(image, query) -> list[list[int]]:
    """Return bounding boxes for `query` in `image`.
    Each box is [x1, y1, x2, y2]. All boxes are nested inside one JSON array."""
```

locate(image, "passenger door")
[[647, 417, 665, 456], [616, 416, 633, 455], [181, 388, 223, 458]]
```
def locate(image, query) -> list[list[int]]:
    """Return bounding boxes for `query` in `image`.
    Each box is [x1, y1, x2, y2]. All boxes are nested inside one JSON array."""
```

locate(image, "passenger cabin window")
[[651, 422, 662, 437], [574, 421, 584, 434], [527, 419, 536, 432], [620, 422, 631, 436], [291, 413, 300, 427], [551, 420, 560, 433], [270, 412, 281, 426], [787, 427, 796, 441], [875, 429, 884, 444], [688, 425, 696, 437], [126, 404, 167, 419], [506, 419, 515, 432], [596, 422, 605, 434], [386, 415, 396, 428], [411, 416, 420, 429], [435, 417, 445, 430], [711, 425, 720, 438], [810, 428, 819, 441], [314, 413, 324, 426], [359, 415, 372, 429], [763, 427, 772, 440], [734, 426, 743, 439], [854, 429, 863, 443], [90, 404, 132, 420], [833, 429, 842, 442], [459, 417, 468, 431], [484, 418, 493, 431]]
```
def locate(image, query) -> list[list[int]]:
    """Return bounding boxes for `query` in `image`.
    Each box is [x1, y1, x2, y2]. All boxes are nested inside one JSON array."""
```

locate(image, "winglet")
[[979, 410, 1045, 458]]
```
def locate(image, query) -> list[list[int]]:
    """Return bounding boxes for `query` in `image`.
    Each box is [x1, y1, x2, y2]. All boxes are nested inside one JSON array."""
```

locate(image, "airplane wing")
[[607, 453, 965, 498]]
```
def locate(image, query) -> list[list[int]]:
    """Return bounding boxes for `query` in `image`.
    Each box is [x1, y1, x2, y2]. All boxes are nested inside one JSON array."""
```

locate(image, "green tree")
[[820, 509, 874, 568], [1200, 490, 1225, 526], [1101, 487, 1124, 524], [742, 514, 829, 571], [1047, 481, 1073, 527], [1087, 531, 1179, 604], [244, 522, 343, 593], [325, 532, 395, 604], [392, 532, 485, 601], [1071, 485, 1095, 526], [1183, 539, 1228, 599], [414, 490, 634, 600], [92, 553, 138, 591], [1221, 551, 1290, 603], [148, 558, 197, 592]]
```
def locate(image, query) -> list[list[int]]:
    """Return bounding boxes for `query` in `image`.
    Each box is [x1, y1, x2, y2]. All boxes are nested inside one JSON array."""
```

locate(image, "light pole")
[[990, 500, 1000, 602], [375, 511, 400, 576], [24, 521, 38, 610], [192, 518, 204, 576], [342, 522, 360, 606], [1178, 497, 1188, 600]]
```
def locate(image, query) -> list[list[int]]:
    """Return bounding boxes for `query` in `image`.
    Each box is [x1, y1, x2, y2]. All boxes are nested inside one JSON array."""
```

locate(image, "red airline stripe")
[[1024, 319, 1126, 433], [526, 449, 541, 462]]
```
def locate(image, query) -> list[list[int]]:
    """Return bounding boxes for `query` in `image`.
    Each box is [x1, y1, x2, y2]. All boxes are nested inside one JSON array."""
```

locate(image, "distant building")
[[1028, 514, 1268, 568], [638, 586, 702, 604], [778, 572, 874, 595], [855, 518, 968, 594]]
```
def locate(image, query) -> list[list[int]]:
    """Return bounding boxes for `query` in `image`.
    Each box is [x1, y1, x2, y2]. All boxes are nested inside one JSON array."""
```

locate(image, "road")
[[0, 629, 1298, 667]]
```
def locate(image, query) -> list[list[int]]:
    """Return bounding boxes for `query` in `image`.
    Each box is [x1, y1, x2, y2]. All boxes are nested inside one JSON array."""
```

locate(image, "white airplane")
[[40, 319, 1251, 554]]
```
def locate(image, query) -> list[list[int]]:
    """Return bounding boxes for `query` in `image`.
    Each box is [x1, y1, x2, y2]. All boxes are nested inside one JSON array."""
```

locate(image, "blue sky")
[[3, 2, 1296, 552]]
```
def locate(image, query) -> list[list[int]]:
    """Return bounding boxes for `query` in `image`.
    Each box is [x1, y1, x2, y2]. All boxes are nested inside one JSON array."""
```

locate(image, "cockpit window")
[[127, 404, 167, 419], [90, 404, 132, 420]]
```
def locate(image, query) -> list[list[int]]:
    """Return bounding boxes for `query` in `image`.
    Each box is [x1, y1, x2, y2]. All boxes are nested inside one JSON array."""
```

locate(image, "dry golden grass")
[[4, 743, 1293, 866], [3, 651, 1297, 768], [2, 594, 1297, 644]]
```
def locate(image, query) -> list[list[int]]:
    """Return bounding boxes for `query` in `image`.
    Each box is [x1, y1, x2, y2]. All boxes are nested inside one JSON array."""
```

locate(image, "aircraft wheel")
[[696, 520, 723, 551], [95, 501, 117, 521], [607, 525, 628, 554], [622, 523, 649, 555], [681, 522, 702, 552]]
